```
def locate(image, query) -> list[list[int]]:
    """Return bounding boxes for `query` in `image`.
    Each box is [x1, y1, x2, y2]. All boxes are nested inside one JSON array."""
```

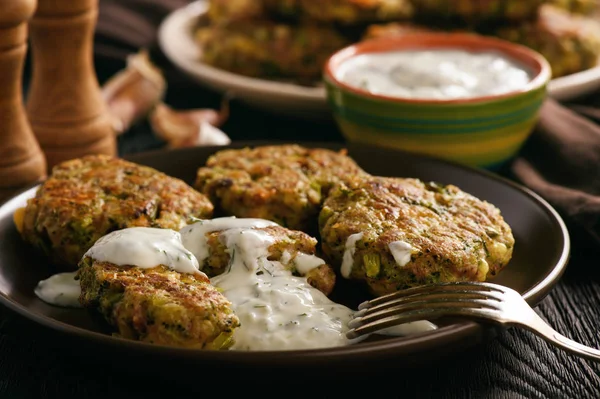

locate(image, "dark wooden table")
[[2, 17, 600, 399]]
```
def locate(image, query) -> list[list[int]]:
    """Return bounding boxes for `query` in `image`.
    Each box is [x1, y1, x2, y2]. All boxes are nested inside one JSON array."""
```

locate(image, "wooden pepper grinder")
[[0, 0, 47, 197], [26, 0, 116, 169]]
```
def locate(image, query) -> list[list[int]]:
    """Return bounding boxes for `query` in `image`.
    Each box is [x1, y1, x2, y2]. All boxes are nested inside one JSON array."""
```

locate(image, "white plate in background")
[[158, 0, 600, 118]]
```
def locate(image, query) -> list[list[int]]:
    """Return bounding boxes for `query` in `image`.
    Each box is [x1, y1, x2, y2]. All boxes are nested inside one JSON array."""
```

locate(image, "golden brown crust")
[[78, 260, 239, 349], [319, 176, 514, 296], [21, 155, 214, 270], [195, 145, 367, 233]]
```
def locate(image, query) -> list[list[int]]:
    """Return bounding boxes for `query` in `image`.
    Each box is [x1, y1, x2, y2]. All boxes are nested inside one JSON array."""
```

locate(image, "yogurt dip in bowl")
[[323, 33, 551, 169]]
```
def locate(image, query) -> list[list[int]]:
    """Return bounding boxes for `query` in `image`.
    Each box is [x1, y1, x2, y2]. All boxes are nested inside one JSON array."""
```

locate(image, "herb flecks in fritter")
[[78, 259, 240, 349], [20, 155, 214, 270], [319, 176, 514, 296], [194, 145, 368, 233]]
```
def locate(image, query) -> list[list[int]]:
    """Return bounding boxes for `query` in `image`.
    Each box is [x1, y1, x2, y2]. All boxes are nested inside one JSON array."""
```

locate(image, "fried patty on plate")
[[194, 145, 368, 233], [78, 258, 239, 349], [18, 155, 214, 270], [319, 176, 514, 296]]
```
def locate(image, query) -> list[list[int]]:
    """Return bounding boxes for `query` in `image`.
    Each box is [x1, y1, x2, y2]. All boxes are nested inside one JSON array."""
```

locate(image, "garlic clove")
[[102, 50, 166, 135], [149, 101, 231, 148]]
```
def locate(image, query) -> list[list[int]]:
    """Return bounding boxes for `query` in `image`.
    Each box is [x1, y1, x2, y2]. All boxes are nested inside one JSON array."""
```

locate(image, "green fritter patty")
[[548, 0, 598, 14], [20, 155, 214, 270], [195, 20, 350, 83], [362, 21, 444, 39], [408, 0, 544, 22], [193, 224, 336, 295], [207, 0, 299, 22], [78, 260, 240, 349], [319, 176, 514, 296], [194, 145, 368, 233], [298, 0, 414, 25], [206, 0, 413, 24], [494, 4, 600, 78]]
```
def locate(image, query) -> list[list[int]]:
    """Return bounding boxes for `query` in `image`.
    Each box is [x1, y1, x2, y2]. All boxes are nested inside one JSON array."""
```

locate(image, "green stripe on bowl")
[[328, 101, 542, 134], [327, 98, 543, 127], [324, 78, 546, 119], [335, 118, 534, 167]]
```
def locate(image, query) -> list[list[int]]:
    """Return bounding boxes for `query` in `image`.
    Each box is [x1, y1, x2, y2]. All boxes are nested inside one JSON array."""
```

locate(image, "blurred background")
[[31, 0, 598, 156]]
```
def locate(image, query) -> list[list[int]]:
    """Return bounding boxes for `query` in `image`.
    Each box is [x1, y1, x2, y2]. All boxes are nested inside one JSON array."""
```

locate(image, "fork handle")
[[521, 311, 600, 362]]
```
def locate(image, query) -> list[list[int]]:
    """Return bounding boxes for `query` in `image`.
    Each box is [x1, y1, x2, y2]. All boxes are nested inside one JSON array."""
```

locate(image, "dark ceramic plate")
[[0, 141, 570, 375]]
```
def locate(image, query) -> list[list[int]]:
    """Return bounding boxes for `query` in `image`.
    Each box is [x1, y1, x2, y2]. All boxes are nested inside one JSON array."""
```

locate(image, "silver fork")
[[347, 281, 600, 362]]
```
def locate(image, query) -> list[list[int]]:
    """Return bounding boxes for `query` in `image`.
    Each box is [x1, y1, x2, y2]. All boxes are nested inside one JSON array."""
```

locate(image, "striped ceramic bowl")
[[323, 33, 551, 170]]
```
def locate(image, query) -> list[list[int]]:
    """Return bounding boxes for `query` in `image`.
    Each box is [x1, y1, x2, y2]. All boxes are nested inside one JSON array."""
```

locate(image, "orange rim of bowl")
[[324, 32, 552, 105]]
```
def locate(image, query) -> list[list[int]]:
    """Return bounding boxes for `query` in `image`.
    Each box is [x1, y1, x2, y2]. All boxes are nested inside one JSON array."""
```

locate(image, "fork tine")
[[358, 281, 505, 310], [346, 306, 497, 339], [350, 297, 500, 329], [356, 289, 504, 317]]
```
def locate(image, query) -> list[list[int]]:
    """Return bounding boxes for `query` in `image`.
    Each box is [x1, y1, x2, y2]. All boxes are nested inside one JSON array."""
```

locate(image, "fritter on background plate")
[[195, 20, 350, 83], [206, 0, 299, 22], [298, 0, 414, 25], [319, 176, 514, 296], [17, 155, 214, 270], [548, 0, 598, 14], [194, 144, 368, 233], [494, 4, 600, 78], [206, 0, 413, 25], [408, 0, 545, 22]]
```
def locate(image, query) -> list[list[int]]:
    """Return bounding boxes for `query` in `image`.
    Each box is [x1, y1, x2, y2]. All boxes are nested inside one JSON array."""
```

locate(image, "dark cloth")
[[95, 0, 600, 246], [512, 99, 600, 245]]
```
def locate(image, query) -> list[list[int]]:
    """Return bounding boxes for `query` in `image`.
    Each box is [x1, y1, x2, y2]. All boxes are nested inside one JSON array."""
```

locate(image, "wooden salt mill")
[[0, 0, 47, 197], [26, 0, 116, 169]]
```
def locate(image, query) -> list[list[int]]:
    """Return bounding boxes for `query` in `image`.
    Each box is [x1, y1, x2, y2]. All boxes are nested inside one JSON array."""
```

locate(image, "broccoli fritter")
[[362, 21, 443, 39], [185, 222, 336, 295], [195, 20, 350, 83], [206, 0, 299, 22], [494, 4, 600, 78], [78, 259, 240, 349], [206, 0, 413, 25], [194, 145, 368, 233], [20, 155, 214, 270], [298, 0, 414, 25], [319, 176, 514, 296], [548, 0, 598, 15], [408, 0, 544, 22]]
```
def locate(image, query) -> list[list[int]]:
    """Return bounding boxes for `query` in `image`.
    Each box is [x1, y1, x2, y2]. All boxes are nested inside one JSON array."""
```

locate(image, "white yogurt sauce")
[[34, 217, 437, 349], [179, 217, 277, 268], [341, 232, 364, 278], [389, 240, 413, 267], [34, 271, 82, 308], [84, 227, 199, 274], [335, 49, 532, 100], [180, 217, 355, 350]]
